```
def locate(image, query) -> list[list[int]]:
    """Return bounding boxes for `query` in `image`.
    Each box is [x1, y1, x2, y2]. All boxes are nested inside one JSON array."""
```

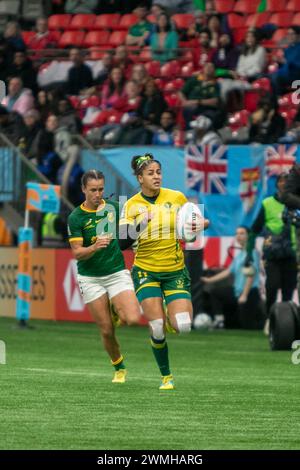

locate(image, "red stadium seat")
[[180, 61, 194, 78], [179, 49, 193, 63], [22, 31, 35, 46], [83, 30, 110, 47], [269, 12, 294, 28], [280, 108, 298, 126], [172, 14, 194, 30], [252, 78, 271, 92], [146, 14, 156, 23], [287, 0, 300, 10], [278, 92, 298, 109], [145, 60, 161, 77], [232, 28, 247, 44], [69, 14, 96, 30], [163, 78, 184, 93], [160, 60, 180, 78], [227, 14, 246, 30], [93, 14, 120, 30], [246, 13, 270, 28], [229, 110, 250, 130], [234, 0, 260, 13], [108, 30, 127, 47], [58, 30, 85, 48], [164, 93, 182, 108], [267, 0, 285, 11], [272, 29, 288, 43], [88, 48, 105, 60], [292, 12, 300, 25], [215, 0, 235, 13], [139, 48, 152, 62], [48, 14, 72, 30], [118, 14, 137, 30], [244, 90, 261, 112]]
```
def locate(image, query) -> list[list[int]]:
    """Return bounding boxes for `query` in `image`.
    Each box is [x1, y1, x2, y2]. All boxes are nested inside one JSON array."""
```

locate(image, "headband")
[[135, 154, 153, 168]]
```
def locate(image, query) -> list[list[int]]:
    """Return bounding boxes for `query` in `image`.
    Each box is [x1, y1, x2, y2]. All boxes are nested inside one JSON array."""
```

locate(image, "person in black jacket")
[[247, 173, 297, 334], [65, 48, 93, 96], [281, 163, 300, 301]]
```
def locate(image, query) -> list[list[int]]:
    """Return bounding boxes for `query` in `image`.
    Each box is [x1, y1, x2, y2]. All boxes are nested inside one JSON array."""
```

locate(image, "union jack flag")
[[185, 144, 228, 193], [265, 144, 297, 176]]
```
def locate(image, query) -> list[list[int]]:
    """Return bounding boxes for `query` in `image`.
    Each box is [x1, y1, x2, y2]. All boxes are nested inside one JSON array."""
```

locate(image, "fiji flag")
[[185, 144, 228, 194], [185, 145, 266, 236]]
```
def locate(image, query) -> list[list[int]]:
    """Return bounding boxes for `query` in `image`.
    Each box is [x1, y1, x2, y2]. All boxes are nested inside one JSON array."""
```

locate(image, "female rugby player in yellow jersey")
[[119, 154, 209, 390]]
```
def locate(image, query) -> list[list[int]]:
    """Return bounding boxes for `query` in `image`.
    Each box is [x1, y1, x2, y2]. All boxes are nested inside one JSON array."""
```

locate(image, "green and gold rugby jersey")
[[68, 200, 125, 277]]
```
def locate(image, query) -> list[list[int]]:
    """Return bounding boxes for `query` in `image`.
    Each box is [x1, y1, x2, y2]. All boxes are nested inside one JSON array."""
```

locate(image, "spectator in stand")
[[137, 77, 167, 127], [236, 30, 266, 82], [0, 52, 9, 83], [100, 67, 126, 110], [279, 109, 300, 144], [126, 4, 152, 47], [55, 97, 82, 134], [19, 109, 43, 161], [65, 0, 98, 13], [35, 90, 52, 122], [65, 48, 93, 96], [113, 45, 134, 79], [150, 13, 178, 63], [181, 10, 207, 43], [249, 96, 286, 144], [187, 115, 222, 146], [6, 51, 38, 95], [207, 14, 223, 49], [37, 114, 65, 183], [179, 62, 221, 128], [1, 77, 34, 116], [212, 33, 239, 78], [130, 63, 149, 92], [152, 110, 177, 146], [193, 29, 216, 72], [1, 22, 26, 63], [270, 26, 300, 96], [0, 105, 26, 145], [28, 17, 57, 51]]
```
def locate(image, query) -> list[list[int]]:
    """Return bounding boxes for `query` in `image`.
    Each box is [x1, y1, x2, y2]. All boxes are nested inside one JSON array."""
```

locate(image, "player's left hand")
[[238, 294, 247, 304]]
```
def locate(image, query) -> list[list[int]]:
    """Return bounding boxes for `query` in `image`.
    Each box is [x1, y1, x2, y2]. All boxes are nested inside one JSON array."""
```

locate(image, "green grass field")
[[0, 317, 299, 450]]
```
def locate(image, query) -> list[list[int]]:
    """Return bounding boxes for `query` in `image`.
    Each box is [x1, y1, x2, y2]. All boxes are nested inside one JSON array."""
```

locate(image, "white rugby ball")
[[193, 313, 213, 330], [176, 202, 203, 242]]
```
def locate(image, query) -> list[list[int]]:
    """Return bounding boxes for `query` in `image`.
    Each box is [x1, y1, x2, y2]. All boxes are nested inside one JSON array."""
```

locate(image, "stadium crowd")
[[0, 0, 300, 166]]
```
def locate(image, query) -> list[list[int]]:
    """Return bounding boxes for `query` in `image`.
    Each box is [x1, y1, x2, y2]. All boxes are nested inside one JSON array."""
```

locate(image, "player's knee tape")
[[175, 312, 191, 333], [149, 319, 165, 340]]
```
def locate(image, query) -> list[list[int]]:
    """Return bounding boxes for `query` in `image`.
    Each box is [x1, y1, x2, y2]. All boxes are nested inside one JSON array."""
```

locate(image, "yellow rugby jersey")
[[120, 188, 187, 272]]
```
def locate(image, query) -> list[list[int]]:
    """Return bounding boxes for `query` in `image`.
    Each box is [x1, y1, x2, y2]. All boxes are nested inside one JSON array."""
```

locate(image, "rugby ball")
[[176, 202, 203, 242], [193, 313, 213, 330]]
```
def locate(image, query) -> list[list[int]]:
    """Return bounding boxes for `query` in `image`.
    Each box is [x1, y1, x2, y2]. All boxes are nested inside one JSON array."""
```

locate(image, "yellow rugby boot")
[[112, 369, 127, 383], [159, 374, 175, 390]]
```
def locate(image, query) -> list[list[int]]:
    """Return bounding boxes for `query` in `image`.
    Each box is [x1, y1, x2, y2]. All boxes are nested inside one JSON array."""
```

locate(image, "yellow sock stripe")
[[111, 355, 124, 366], [150, 339, 166, 349], [136, 282, 160, 294]]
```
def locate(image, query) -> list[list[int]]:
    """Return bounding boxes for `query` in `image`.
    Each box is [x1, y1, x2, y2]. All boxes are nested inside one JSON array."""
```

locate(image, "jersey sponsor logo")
[[84, 218, 93, 227], [63, 260, 84, 311], [176, 278, 184, 288]]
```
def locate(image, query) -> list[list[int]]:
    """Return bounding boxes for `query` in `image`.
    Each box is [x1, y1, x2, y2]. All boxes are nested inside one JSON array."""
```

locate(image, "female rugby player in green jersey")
[[68, 170, 140, 383], [119, 154, 208, 390]]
